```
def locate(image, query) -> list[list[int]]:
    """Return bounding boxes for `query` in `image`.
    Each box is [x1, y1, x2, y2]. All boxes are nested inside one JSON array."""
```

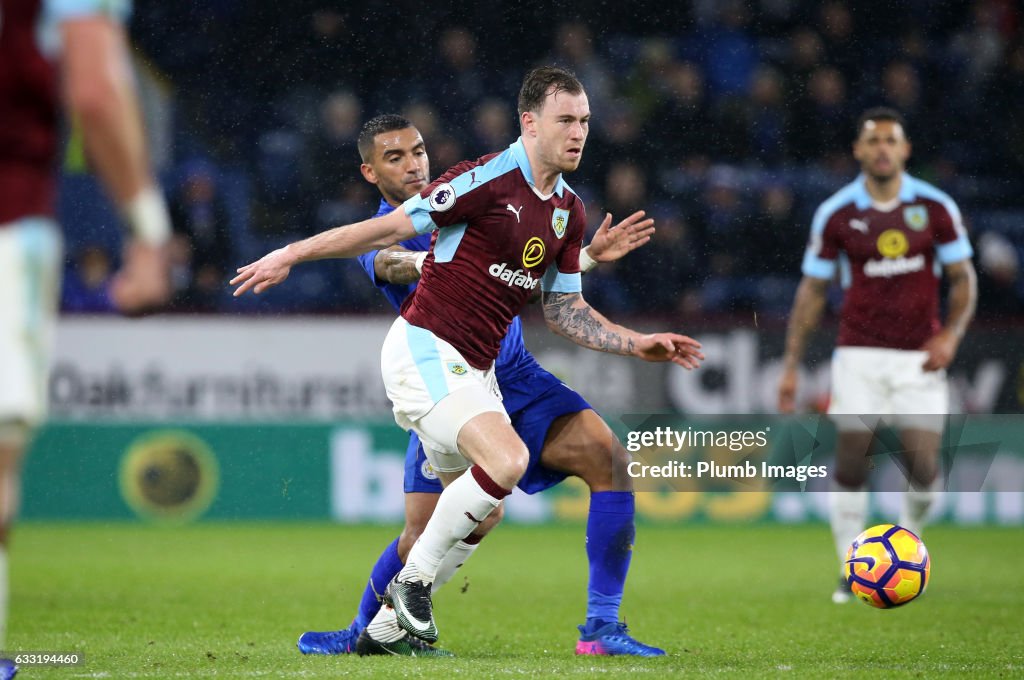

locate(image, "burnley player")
[[297, 114, 663, 657], [1, 2, 172, 676], [232, 67, 703, 643], [777, 108, 976, 603]]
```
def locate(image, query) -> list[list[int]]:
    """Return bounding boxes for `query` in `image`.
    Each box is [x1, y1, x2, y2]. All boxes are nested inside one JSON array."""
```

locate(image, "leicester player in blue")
[[296, 114, 665, 657]]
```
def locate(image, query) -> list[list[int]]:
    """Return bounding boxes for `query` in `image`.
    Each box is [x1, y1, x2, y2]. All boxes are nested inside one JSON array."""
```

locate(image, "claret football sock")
[[353, 537, 403, 631], [585, 491, 635, 624], [401, 466, 508, 583], [830, 483, 868, 570]]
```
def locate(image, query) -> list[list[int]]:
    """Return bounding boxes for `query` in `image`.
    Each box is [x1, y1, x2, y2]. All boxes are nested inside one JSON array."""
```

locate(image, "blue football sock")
[[585, 491, 635, 626], [352, 537, 404, 631]]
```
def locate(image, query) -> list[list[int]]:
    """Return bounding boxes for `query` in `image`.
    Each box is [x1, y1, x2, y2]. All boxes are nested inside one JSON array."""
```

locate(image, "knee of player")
[[506, 444, 530, 480], [908, 462, 939, 488], [480, 442, 529, 489], [487, 442, 528, 487]]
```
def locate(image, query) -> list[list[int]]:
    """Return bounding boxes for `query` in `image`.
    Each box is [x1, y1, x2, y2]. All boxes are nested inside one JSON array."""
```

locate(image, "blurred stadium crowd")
[[61, 0, 1024, 318]]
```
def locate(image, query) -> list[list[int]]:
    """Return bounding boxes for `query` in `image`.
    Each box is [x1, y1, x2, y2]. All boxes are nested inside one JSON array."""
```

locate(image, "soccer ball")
[[845, 524, 930, 608]]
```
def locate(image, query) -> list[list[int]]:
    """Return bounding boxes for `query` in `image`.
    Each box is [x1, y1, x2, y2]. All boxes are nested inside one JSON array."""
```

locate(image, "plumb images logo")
[[119, 430, 219, 522]]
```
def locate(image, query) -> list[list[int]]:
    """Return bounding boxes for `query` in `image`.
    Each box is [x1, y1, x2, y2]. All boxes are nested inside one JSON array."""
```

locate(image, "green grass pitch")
[[7, 522, 1023, 678]]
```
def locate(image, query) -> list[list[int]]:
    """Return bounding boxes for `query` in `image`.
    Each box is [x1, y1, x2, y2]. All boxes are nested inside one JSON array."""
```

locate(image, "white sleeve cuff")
[[123, 186, 172, 246], [579, 246, 599, 273]]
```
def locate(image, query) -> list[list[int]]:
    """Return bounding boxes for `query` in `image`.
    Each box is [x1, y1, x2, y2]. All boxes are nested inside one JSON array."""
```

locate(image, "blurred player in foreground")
[[233, 66, 702, 645], [0, 1, 172, 675], [297, 114, 662, 657], [778, 107, 976, 603]]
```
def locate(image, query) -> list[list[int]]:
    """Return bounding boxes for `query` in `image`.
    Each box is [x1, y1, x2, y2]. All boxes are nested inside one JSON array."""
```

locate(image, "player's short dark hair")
[[518, 66, 585, 116], [357, 114, 415, 162], [855, 107, 909, 140]]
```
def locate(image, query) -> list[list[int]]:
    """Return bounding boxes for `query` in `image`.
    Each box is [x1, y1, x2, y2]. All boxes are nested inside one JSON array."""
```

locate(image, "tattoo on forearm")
[[376, 250, 422, 285], [543, 292, 635, 355]]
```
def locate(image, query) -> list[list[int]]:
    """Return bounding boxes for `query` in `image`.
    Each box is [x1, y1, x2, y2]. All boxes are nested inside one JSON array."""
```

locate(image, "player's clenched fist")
[[231, 246, 297, 296]]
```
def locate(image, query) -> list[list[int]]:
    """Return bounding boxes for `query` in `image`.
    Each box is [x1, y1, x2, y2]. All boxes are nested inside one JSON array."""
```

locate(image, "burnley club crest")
[[552, 208, 569, 239], [903, 205, 929, 231]]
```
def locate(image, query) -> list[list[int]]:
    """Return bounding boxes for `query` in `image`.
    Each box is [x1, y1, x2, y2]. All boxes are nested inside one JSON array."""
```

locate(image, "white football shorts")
[[380, 316, 508, 472], [0, 217, 63, 431], [828, 346, 948, 433]]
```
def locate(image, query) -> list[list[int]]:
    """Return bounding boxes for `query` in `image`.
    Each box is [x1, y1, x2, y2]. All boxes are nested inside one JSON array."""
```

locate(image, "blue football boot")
[[575, 620, 666, 657], [297, 624, 360, 655]]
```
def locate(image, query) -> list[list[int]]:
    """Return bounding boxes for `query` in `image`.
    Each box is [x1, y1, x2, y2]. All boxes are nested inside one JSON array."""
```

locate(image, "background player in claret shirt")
[[777, 108, 977, 604], [232, 66, 703, 646], [296, 114, 664, 657], [0, 1, 172, 676]]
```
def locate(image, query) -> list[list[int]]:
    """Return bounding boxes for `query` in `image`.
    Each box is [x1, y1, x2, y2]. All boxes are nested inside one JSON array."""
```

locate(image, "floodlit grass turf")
[[8, 522, 1023, 678]]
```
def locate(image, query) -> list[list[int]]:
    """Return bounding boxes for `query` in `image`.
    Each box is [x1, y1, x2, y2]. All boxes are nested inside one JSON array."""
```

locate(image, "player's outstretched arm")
[[778, 276, 829, 413], [582, 211, 655, 269], [921, 259, 977, 371], [231, 209, 417, 296], [541, 292, 703, 369]]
